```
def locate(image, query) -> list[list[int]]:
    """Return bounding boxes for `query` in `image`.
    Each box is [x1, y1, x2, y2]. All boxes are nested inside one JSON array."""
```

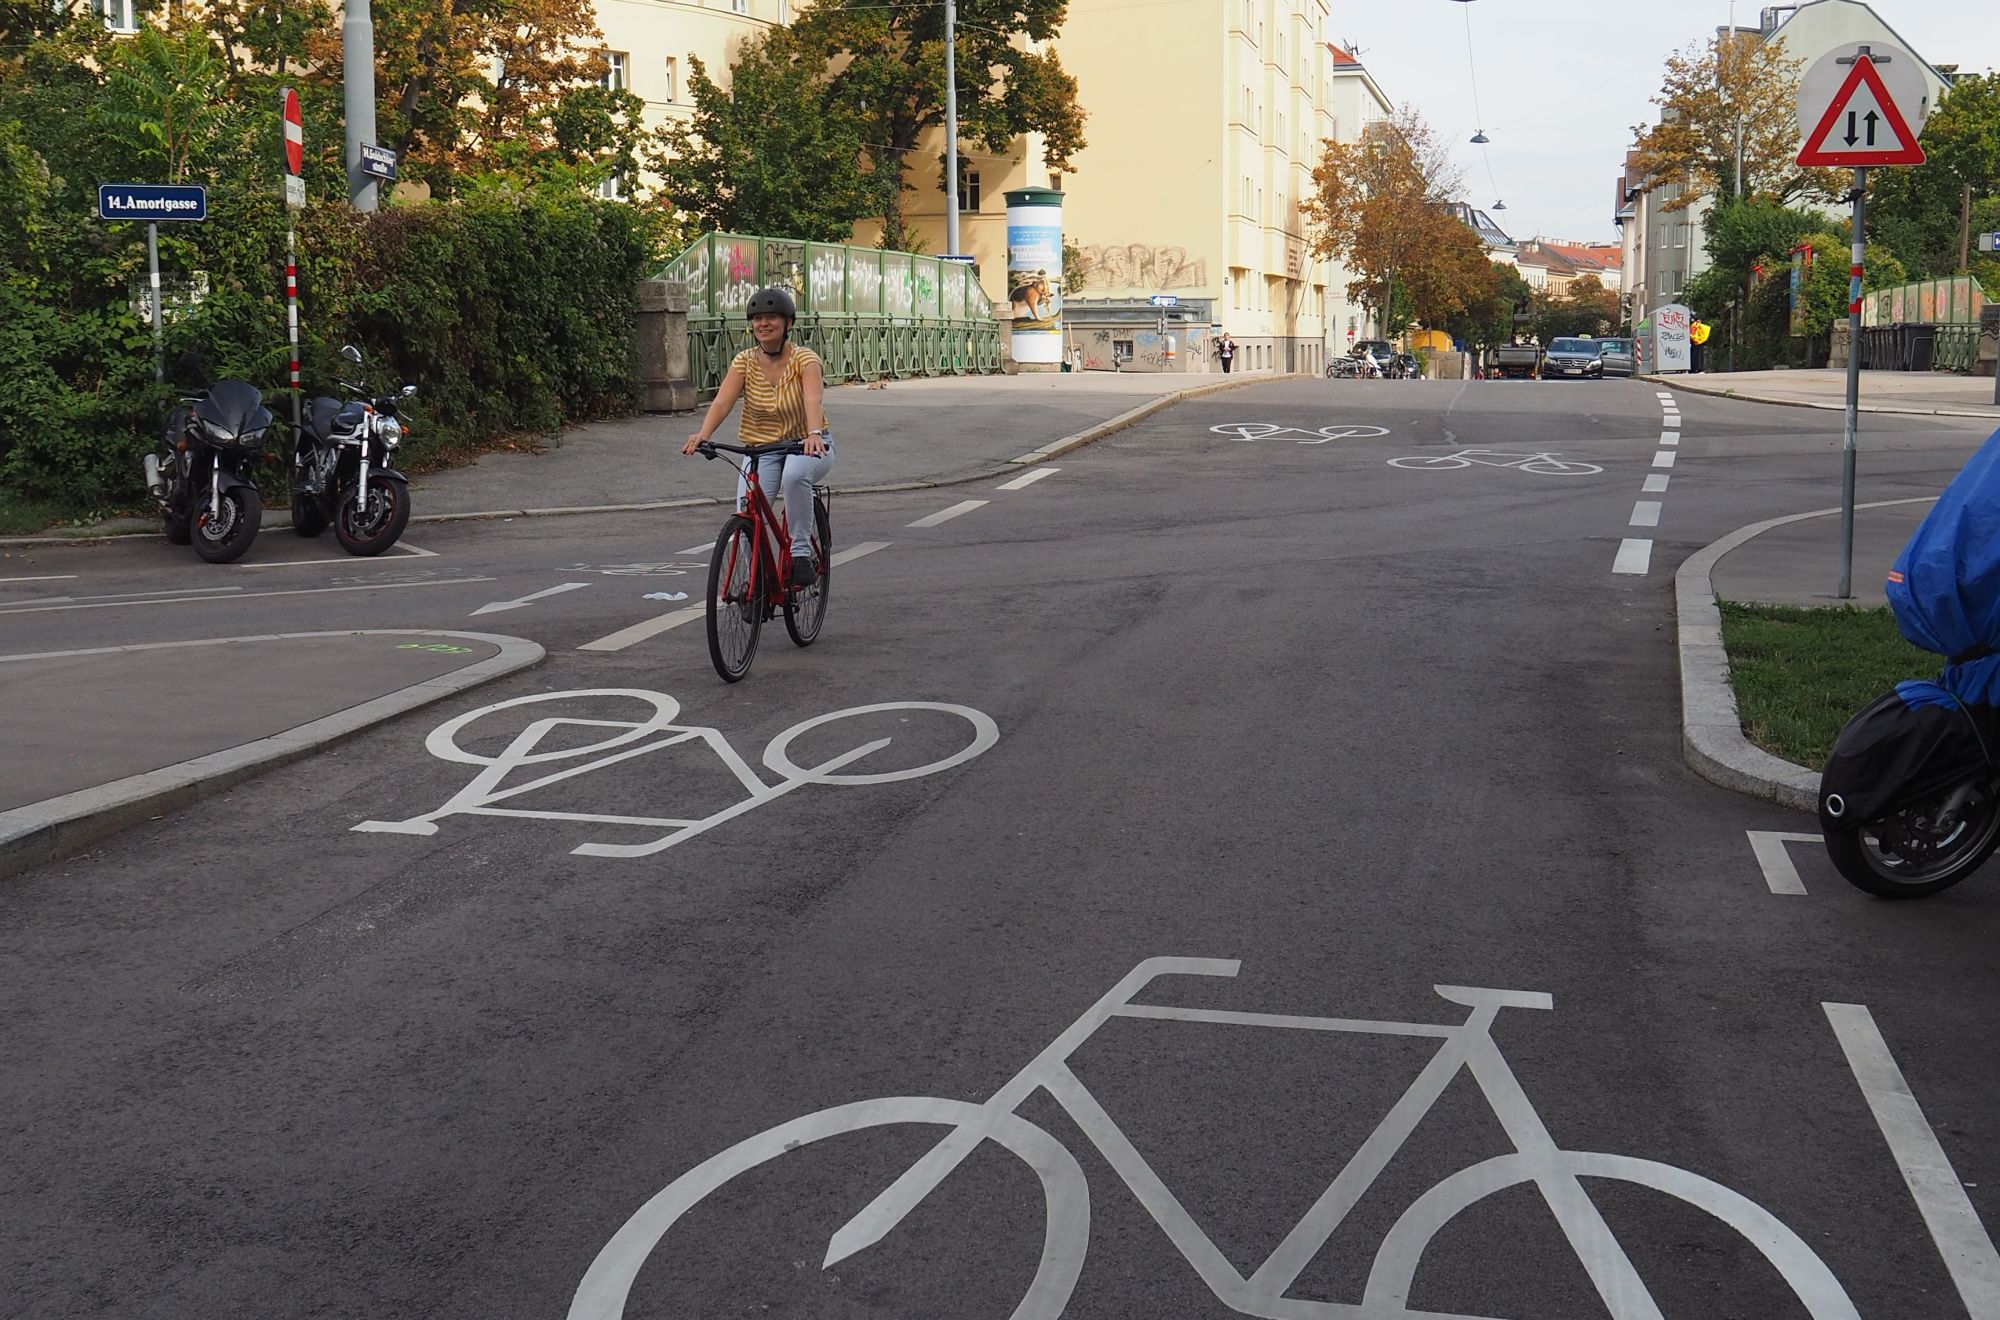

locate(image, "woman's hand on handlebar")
[[803, 431, 826, 458], [682, 434, 706, 456]]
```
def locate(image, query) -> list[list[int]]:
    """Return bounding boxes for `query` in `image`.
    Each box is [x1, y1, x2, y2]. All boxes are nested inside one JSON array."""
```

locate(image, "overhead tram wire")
[[1453, 1, 1508, 215]]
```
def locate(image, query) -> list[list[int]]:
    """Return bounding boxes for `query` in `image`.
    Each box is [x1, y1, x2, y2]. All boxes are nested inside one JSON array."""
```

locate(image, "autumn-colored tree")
[[301, 0, 635, 197], [1442, 260, 1532, 353], [1302, 106, 1492, 336], [1628, 32, 1841, 210], [793, 0, 1086, 251]]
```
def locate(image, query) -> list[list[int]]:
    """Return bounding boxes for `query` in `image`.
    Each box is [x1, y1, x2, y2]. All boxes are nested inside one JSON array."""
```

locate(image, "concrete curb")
[[0, 374, 1312, 546], [1645, 374, 2000, 420], [1675, 498, 1936, 813], [0, 629, 544, 882]]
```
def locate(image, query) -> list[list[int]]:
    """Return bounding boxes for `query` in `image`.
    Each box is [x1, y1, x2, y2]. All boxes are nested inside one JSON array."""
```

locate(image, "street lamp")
[[1470, 130, 1490, 145], [1492, 199, 1507, 210]]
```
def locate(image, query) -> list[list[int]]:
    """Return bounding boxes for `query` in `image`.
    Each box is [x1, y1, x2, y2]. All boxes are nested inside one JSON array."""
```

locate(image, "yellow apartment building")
[[593, 0, 1394, 372]]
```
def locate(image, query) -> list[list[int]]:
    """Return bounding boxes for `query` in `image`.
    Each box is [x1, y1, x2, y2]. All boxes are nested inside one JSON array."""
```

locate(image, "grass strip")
[[1717, 600, 1940, 770]]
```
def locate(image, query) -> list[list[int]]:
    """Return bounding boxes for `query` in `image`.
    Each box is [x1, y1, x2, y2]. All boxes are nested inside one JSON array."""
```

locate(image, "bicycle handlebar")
[[696, 438, 811, 461]]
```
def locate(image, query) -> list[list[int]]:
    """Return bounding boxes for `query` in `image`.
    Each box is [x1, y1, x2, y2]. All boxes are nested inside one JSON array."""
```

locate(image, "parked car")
[[1598, 337, 1636, 377], [1351, 339, 1395, 372], [1543, 337, 1603, 380]]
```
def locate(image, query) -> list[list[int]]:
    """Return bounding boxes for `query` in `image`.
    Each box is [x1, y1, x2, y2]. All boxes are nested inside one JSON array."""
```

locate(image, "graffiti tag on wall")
[[1070, 244, 1209, 293]]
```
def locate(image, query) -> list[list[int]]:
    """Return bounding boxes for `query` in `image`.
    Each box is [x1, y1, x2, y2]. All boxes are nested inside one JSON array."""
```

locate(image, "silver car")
[[1598, 337, 1636, 377]]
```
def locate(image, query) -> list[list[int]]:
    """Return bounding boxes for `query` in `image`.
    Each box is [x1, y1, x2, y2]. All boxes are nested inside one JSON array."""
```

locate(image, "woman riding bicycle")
[[683, 287, 832, 586]]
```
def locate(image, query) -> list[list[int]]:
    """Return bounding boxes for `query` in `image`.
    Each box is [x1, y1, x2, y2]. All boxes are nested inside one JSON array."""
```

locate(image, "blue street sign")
[[1148, 294, 1179, 307], [97, 184, 207, 222], [359, 143, 398, 182]]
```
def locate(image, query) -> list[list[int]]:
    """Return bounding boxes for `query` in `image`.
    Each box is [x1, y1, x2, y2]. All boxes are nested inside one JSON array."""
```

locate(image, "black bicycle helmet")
[[745, 287, 796, 322]]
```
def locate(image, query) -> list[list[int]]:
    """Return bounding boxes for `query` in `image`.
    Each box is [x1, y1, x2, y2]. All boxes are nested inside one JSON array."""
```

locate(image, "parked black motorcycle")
[[1820, 425, 2000, 898], [292, 344, 415, 556], [146, 364, 276, 563]]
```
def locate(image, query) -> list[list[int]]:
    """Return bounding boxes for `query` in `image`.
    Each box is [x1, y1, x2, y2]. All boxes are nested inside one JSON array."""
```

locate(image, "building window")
[[664, 56, 678, 102], [1242, 0, 1254, 34], [600, 51, 629, 93], [1242, 86, 1254, 128], [958, 170, 981, 213], [1277, 112, 1286, 146], [95, 0, 137, 31], [1048, 173, 1063, 191], [1241, 176, 1253, 217], [731, 0, 750, 13], [1277, 33, 1285, 71], [598, 172, 627, 201]]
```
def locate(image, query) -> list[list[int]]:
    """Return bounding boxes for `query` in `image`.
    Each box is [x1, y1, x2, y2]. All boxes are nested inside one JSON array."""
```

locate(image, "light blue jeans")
[[737, 438, 833, 557]]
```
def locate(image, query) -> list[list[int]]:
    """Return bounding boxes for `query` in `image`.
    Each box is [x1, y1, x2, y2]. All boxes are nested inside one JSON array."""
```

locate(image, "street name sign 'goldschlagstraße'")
[[97, 185, 207, 222], [360, 143, 398, 183], [1795, 41, 1928, 168]]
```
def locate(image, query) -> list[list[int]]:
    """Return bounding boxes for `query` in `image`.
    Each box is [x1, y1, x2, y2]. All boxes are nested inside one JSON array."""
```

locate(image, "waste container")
[[1909, 324, 1937, 372]]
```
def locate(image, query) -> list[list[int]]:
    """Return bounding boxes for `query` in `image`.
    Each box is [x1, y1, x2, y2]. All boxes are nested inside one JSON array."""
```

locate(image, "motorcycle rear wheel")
[[1824, 786, 2000, 898], [292, 492, 329, 537]]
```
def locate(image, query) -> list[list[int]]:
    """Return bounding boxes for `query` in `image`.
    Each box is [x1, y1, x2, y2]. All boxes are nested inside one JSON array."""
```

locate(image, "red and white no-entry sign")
[[281, 87, 304, 176], [1796, 42, 1928, 168]]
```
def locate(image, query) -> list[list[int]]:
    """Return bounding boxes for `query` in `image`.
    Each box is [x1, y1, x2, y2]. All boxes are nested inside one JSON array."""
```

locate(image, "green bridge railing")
[[661, 233, 1006, 399]]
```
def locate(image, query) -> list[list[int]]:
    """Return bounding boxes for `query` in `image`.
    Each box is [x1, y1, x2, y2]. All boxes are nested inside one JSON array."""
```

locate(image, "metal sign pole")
[[287, 227, 301, 436], [146, 221, 164, 384], [1839, 166, 1866, 600]]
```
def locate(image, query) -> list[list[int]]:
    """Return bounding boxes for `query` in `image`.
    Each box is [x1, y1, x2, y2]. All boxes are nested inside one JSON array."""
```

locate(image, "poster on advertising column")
[[1654, 302, 1693, 373], [1004, 186, 1064, 367]]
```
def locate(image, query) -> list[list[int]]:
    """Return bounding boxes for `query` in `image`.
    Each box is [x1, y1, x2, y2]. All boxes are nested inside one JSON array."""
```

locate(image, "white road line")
[[0, 577, 495, 617], [1656, 392, 1676, 400], [59, 585, 246, 604], [0, 575, 77, 584], [1630, 501, 1662, 528], [1825, 1002, 2000, 1316], [997, 467, 1059, 491], [1612, 538, 1653, 575], [831, 541, 891, 566], [908, 500, 988, 529], [1643, 474, 1671, 493], [676, 542, 712, 557], [238, 540, 437, 569], [470, 581, 591, 617], [1662, 415, 1681, 428], [1661, 432, 1679, 445], [1653, 450, 1678, 469], [1748, 831, 1819, 895], [577, 605, 703, 652]]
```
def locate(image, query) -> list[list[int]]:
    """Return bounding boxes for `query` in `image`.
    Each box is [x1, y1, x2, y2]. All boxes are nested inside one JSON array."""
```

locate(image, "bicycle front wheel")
[[784, 496, 832, 647], [706, 515, 762, 683]]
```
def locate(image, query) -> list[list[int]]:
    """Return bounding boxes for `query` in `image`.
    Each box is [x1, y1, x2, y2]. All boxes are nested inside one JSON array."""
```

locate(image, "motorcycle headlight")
[[379, 417, 403, 447]]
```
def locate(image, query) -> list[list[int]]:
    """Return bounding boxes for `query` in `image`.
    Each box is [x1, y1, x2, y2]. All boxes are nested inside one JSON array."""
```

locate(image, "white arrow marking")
[[470, 581, 591, 617], [1747, 830, 1820, 895]]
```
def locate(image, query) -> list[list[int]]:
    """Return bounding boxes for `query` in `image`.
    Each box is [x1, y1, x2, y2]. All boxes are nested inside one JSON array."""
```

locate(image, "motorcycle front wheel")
[[333, 477, 411, 556], [1824, 784, 2000, 898], [192, 486, 262, 563]]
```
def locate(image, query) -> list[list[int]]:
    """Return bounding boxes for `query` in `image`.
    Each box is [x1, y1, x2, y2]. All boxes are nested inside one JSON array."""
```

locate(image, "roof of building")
[[1327, 43, 1363, 67], [1449, 202, 1518, 255]]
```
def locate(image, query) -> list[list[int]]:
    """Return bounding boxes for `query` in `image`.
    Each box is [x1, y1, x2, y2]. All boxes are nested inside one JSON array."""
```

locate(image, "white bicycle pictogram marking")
[[352, 688, 998, 858], [570, 958, 1860, 1319], [1212, 422, 1392, 445], [1387, 448, 1603, 475]]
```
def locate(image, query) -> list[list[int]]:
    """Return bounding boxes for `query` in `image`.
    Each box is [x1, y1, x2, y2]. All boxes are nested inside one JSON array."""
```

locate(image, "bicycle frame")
[[828, 957, 1859, 1320], [723, 451, 798, 610]]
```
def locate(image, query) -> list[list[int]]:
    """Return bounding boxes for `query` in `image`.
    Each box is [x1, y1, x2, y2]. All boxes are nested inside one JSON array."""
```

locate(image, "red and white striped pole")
[[1838, 165, 1866, 599], [282, 88, 305, 437]]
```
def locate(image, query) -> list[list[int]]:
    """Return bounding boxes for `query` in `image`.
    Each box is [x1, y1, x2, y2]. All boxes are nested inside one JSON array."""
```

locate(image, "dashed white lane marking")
[[676, 542, 712, 557], [831, 541, 891, 566], [1656, 392, 1676, 400], [997, 467, 1059, 491], [0, 577, 494, 617], [0, 575, 77, 584], [1630, 501, 1662, 528], [1653, 451, 1678, 469], [470, 581, 591, 617], [1661, 432, 1680, 445], [1643, 474, 1671, 493], [1825, 1002, 2000, 1316], [1613, 539, 1654, 575], [1663, 415, 1681, 428], [908, 500, 988, 529], [1748, 830, 1819, 895], [577, 605, 703, 653]]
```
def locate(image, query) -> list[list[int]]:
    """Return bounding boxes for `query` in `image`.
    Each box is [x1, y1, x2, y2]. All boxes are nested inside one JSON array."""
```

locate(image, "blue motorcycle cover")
[[1818, 655, 2000, 829], [1887, 426, 2000, 658]]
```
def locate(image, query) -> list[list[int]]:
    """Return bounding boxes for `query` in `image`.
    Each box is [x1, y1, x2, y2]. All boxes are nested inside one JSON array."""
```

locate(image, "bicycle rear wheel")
[[706, 515, 762, 683], [783, 496, 832, 647]]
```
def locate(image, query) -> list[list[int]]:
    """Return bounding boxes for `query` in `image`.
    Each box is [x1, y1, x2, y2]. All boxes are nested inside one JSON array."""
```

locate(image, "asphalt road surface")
[[7, 377, 2000, 1319]]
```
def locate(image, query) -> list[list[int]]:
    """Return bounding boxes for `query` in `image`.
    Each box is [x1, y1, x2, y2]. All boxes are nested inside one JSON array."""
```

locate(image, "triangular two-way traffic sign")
[[1797, 55, 1925, 167]]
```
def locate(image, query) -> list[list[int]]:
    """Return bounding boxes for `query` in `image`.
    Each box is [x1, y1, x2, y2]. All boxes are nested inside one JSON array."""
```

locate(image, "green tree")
[[94, 27, 241, 184], [1870, 73, 2000, 279], [652, 26, 890, 242], [794, 0, 1085, 251], [1442, 259, 1531, 353]]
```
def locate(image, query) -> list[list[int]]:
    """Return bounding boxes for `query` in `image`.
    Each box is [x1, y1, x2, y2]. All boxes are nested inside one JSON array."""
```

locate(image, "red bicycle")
[[694, 438, 832, 682]]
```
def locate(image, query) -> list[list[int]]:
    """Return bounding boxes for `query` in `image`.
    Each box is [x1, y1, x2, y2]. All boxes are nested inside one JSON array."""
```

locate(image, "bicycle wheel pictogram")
[[571, 959, 1861, 1318]]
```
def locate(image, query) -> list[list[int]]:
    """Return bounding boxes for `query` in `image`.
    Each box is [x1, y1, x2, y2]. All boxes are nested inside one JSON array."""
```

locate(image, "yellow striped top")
[[731, 346, 823, 448]]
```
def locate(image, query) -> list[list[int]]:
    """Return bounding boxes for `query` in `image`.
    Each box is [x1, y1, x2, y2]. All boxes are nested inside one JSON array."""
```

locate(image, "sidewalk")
[[1654, 367, 2000, 419], [0, 630, 543, 881]]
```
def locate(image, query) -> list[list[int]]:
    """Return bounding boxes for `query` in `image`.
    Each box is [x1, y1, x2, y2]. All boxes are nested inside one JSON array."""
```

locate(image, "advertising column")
[[1003, 186, 1064, 369], [1654, 302, 1693, 374]]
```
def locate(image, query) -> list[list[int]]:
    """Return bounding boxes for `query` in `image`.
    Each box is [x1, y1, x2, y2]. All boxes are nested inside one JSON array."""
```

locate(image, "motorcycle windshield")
[[1888, 425, 2000, 658], [193, 379, 266, 441]]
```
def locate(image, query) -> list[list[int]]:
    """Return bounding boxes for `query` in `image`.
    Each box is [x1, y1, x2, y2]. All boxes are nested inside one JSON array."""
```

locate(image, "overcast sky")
[[1324, 0, 2000, 246]]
